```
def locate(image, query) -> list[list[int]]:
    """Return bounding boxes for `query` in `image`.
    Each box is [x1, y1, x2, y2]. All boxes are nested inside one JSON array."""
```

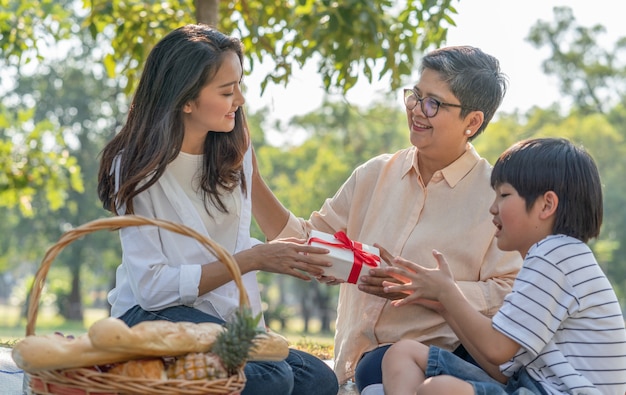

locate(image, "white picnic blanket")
[[0, 347, 24, 394]]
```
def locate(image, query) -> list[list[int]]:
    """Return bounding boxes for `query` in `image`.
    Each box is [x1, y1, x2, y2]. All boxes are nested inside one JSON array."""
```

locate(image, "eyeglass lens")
[[404, 90, 439, 117]]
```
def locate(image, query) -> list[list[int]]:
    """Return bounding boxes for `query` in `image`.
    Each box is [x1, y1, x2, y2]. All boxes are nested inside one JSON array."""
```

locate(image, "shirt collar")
[[401, 146, 418, 179], [402, 143, 481, 187]]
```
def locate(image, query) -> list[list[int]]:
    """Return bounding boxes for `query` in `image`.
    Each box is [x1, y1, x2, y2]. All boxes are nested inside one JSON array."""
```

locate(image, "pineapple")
[[167, 308, 261, 380], [212, 307, 261, 375], [167, 352, 228, 380]]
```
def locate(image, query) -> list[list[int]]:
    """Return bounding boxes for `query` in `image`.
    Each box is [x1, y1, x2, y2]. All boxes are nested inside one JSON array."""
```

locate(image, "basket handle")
[[26, 215, 250, 336]]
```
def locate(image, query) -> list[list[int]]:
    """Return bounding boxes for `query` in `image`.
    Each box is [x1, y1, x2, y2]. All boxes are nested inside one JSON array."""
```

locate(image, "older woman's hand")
[[315, 274, 344, 285], [382, 250, 454, 313], [357, 244, 405, 300], [357, 268, 406, 299]]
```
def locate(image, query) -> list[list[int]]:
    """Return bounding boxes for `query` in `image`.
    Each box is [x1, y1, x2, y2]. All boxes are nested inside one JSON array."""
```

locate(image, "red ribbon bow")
[[308, 231, 380, 283]]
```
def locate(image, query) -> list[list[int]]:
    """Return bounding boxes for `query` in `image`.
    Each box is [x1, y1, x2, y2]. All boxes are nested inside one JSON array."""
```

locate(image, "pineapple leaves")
[[212, 308, 263, 375]]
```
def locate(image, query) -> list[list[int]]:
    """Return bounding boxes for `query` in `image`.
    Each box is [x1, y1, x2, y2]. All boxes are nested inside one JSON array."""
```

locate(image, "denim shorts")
[[426, 346, 547, 395]]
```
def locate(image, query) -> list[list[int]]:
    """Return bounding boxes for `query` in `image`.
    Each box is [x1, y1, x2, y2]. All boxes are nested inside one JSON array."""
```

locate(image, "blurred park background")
[[1, 0, 625, 349]]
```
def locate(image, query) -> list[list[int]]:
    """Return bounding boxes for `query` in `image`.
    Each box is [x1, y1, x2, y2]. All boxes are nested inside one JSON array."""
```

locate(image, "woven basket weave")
[[23, 215, 249, 395]]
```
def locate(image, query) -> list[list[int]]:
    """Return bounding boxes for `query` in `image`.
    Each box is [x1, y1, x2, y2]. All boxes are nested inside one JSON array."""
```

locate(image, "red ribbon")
[[308, 231, 380, 283]]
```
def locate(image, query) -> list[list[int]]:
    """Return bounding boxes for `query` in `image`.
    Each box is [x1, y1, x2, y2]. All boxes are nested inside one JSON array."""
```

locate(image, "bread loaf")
[[248, 331, 290, 361], [108, 358, 166, 380], [12, 333, 142, 372], [88, 317, 224, 356], [13, 317, 289, 373]]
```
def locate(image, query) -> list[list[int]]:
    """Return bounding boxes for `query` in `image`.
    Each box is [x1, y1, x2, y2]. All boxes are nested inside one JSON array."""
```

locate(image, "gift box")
[[307, 230, 381, 284]]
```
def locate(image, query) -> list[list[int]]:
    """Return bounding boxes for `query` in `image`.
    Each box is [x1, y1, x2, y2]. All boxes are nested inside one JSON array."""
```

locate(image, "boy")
[[381, 137, 626, 394]]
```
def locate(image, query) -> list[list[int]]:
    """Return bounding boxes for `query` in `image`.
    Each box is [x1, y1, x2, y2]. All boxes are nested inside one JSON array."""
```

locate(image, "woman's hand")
[[236, 238, 331, 281], [315, 274, 344, 286], [356, 244, 405, 300]]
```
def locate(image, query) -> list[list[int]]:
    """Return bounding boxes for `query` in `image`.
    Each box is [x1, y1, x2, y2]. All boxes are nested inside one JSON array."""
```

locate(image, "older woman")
[[252, 46, 522, 394]]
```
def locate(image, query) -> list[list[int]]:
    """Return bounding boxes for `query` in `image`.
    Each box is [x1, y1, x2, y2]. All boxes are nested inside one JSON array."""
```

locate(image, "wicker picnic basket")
[[22, 215, 249, 395]]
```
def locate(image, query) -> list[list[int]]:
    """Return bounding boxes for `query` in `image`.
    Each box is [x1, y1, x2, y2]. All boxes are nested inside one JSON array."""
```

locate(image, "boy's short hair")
[[490, 137, 603, 242]]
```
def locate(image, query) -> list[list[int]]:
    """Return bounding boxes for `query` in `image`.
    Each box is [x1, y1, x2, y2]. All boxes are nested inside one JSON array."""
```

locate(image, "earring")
[[465, 130, 472, 136]]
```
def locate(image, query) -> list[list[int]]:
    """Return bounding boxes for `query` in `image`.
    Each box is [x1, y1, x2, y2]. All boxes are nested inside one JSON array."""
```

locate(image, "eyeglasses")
[[403, 88, 468, 118]]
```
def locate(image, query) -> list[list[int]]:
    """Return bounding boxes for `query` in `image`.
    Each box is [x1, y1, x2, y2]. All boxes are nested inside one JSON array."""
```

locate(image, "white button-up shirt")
[[107, 147, 264, 325]]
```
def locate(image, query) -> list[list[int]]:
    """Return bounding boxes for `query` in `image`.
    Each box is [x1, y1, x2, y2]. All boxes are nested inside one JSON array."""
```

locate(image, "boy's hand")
[[382, 249, 455, 307]]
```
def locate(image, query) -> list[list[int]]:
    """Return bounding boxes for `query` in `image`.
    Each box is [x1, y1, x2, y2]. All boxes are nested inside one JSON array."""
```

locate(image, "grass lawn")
[[0, 304, 108, 342], [0, 304, 335, 359]]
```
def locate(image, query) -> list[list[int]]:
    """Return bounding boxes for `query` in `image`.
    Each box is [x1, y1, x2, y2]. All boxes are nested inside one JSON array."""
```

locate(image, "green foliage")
[[527, 6, 626, 114], [0, 4, 126, 320], [0, 0, 458, 215], [85, 0, 196, 91], [80, 0, 457, 94], [224, 0, 457, 93], [256, 99, 408, 221], [0, 106, 84, 216], [0, 0, 88, 213], [0, 0, 74, 65]]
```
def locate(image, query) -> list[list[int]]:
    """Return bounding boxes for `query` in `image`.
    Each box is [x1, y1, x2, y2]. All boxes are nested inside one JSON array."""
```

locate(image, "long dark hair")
[[97, 24, 249, 215]]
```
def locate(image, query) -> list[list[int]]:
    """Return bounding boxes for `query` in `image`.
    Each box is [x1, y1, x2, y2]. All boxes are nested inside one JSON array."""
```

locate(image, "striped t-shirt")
[[493, 234, 626, 395]]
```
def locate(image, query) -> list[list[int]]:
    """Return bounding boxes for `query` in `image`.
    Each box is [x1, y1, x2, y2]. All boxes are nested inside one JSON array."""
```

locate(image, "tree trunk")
[[300, 284, 315, 333], [277, 275, 287, 330], [65, 262, 83, 321], [195, 0, 219, 26], [53, 240, 84, 321], [313, 283, 334, 333], [318, 295, 332, 333], [301, 293, 311, 333]]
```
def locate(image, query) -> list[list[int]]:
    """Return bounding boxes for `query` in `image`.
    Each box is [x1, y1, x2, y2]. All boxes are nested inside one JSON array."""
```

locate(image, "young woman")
[[97, 24, 338, 395]]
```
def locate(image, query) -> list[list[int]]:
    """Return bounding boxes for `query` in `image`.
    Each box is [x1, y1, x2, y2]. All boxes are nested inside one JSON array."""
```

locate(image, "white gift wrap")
[[307, 230, 381, 284]]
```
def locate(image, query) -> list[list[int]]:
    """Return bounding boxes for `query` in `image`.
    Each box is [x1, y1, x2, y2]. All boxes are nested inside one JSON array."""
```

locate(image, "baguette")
[[12, 333, 142, 372], [88, 317, 225, 355]]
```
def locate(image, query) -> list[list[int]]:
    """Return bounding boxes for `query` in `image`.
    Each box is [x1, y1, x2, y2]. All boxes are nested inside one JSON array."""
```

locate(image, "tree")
[[0, 0, 83, 213], [527, 6, 626, 115], [1, 0, 459, 219], [2, 3, 128, 321], [0, 106, 84, 216], [86, 0, 459, 94]]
